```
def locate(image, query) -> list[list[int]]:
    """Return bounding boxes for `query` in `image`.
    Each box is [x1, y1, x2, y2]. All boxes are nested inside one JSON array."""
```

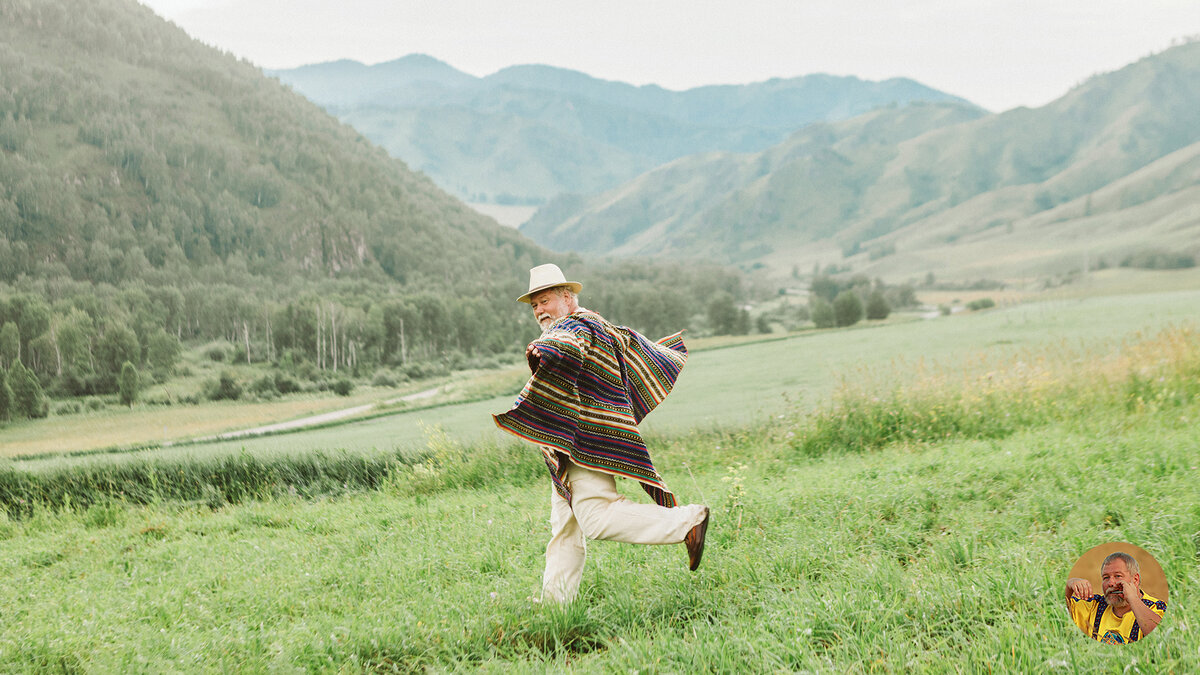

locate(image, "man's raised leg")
[[566, 461, 707, 546]]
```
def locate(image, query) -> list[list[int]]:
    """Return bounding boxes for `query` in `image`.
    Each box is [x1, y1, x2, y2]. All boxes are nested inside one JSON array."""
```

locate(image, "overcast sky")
[[141, 0, 1198, 112]]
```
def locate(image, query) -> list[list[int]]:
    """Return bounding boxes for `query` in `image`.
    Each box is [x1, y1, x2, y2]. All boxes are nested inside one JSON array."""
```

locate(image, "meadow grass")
[[0, 392, 390, 459], [0, 323, 1197, 671], [0, 394, 1195, 671]]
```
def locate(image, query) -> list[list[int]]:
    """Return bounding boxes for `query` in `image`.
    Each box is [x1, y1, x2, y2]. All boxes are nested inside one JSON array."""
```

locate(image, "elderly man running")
[[494, 264, 710, 603]]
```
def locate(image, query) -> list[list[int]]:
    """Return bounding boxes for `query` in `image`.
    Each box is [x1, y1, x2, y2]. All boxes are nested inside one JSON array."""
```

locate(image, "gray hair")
[[551, 286, 578, 301], [1102, 551, 1140, 576]]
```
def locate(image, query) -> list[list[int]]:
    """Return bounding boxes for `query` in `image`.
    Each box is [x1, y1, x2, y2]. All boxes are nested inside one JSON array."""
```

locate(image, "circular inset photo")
[[1064, 542, 1168, 645]]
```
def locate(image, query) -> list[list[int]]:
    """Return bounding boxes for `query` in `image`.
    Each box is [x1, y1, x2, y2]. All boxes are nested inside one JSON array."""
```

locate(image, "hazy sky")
[[141, 0, 1198, 112]]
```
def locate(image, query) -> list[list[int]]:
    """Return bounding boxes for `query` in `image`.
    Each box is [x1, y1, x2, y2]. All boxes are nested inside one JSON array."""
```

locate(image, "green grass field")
[[1, 288, 1198, 671], [0, 358, 1196, 670]]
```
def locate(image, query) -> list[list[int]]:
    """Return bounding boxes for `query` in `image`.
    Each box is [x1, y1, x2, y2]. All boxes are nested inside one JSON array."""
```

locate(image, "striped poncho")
[[493, 310, 688, 507]]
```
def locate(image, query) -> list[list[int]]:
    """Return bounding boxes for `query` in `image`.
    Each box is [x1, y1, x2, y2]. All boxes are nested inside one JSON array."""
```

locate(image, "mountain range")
[[270, 56, 973, 205], [522, 41, 1200, 282]]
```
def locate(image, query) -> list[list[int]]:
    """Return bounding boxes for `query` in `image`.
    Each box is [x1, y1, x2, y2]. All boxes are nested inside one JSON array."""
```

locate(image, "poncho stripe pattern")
[[494, 311, 687, 507]]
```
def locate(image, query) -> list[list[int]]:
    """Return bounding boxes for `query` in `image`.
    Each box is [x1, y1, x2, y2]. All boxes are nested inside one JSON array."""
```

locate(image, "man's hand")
[[1118, 578, 1141, 603], [525, 342, 541, 372], [1065, 577, 1093, 602]]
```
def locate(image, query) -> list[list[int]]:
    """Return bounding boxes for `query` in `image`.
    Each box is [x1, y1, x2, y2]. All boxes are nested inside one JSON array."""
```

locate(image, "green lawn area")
[[0, 392, 1195, 671]]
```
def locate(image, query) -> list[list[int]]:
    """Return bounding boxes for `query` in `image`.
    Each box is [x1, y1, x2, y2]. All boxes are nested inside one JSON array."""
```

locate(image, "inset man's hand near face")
[[1117, 578, 1141, 606]]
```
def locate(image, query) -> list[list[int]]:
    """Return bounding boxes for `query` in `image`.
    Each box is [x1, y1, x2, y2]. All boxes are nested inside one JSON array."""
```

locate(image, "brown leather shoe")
[[685, 507, 710, 571]]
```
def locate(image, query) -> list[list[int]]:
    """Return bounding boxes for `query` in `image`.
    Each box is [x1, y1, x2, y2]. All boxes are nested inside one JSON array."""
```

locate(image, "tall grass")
[[790, 325, 1200, 456], [0, 404, 1195, 671], [0, 427, 544, 517]]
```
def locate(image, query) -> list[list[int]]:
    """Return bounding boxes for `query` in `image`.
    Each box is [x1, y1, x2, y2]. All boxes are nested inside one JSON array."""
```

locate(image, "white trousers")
[[542, 459, 708, 603]]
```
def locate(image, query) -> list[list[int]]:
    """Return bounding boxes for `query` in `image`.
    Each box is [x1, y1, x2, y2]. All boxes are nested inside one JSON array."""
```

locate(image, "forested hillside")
[[523, 41, 1200, 281], [272, 56, 973, 204], [0, 0, 748, 416], [0, 2, 542, 289]]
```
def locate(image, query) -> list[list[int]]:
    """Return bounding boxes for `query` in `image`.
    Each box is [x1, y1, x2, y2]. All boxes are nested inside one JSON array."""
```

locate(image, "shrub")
[[404, 361, 448, 381], [811, 298, 835, 329], [865, 290, 891, 320], [372, 370, 398, 388], [147, 330, 181, 375], [205, 345, 227, 362], [54, 372, 89, 398], [10, 361, 48, 419], [208, 372, 242, 401], [273, 373, 301, 394], [332, 379, 354, 396], [251, 375, 279, 396], [833, 291, 864, 327], [52, 401, 82, 416], [118, 362, 139, 407], [755, 314, 772, 334], [967, 298, 996, 311]]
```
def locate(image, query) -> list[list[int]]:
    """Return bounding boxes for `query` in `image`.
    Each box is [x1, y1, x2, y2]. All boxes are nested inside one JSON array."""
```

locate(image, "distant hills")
[[523, 41, 1200, 282], [270, 56, 974, 205]]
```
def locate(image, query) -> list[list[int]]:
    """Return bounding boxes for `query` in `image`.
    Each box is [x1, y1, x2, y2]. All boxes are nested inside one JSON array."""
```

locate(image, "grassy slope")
[[0, 394, 1195, 670]]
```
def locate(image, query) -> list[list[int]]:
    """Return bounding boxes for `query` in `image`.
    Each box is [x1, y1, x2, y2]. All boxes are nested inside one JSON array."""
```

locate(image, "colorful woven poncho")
[[493, 310, 687, 507]]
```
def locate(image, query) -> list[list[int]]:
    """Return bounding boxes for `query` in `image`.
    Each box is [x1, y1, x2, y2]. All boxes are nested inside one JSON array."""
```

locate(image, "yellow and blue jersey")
[[1068, 591, 1166, 644]]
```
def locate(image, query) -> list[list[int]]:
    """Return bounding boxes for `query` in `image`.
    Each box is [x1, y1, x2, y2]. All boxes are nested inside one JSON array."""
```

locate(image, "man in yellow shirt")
[[1065, 552, 1166, 644]]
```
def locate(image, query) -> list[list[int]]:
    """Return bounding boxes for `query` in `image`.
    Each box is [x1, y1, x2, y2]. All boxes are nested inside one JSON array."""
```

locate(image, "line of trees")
[[0, 257, 753, 416], [809, 273, 917, 328]]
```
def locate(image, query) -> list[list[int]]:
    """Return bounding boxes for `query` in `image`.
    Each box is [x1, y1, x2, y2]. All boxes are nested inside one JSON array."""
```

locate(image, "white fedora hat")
[[517, 264, 582, 303]]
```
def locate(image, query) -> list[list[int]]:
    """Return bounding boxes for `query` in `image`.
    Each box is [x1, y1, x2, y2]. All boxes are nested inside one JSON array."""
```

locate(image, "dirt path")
[[189, 386, 442, 443]]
